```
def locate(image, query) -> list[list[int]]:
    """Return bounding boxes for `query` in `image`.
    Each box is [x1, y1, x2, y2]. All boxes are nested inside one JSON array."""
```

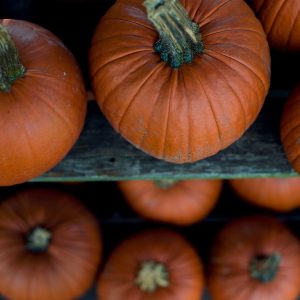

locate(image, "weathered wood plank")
[[32, 92, 298, 181]]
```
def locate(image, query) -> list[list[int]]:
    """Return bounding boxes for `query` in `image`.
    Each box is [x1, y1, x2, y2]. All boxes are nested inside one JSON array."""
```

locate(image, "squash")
[[98, 229, 204, 300], [0, 19, 86, 186], [0, 188, 101, 300], [118, 179, 222, 225], [252, 0, 300, 51], [89, 0, 270, 163], [281, 85, 300, 174], [208, 215, 300, 300], [229, 178, 300, 211]]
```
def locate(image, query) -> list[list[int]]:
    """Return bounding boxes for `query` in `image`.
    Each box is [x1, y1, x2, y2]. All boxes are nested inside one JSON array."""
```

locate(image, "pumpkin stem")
[[250, 253, 281, 283], [154, 179, 179, 189], [135, 260, 169, 292], [0, 25, 25, 93], [144, 0, 204, 68], [26, 227, 52, 252]]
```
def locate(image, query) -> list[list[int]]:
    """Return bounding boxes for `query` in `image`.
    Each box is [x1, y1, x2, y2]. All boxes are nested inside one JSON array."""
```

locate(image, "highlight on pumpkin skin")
[[252, 0, 300, 52], [281, 84, 300, 174], [90, 0, 270, 164], [118, 179, 222, 225], [0, 19, 87, 186], [229, 177, 300, 212], [0, 188, 102, 300], [208, 215, 300, 300], [97, 228, 204, 300]]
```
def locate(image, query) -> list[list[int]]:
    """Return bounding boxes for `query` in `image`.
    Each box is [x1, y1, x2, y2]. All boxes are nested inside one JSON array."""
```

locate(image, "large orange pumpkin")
[[252, 0, 300, 51], [229, 178, 300, 212], [89, 0, 270, 163], [208, 215, 300, 300], [281, 85, 300, 174], [98, 229, 204, 300], [118, 179, 222, 225], [0, 188, 101, 300], [0, 19, 86, 186]]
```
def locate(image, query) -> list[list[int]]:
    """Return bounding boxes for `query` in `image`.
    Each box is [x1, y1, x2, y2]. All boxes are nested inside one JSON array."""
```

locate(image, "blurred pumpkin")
[[118, 179, 222, 225], [281, 85, 300, 174], [229, 177, 300, 211], [0, 19, 86, 186], [208, 215, 300, 300], [0, 188, 101, 300], [90, 0, 270, 163], [98, 229, 204, 300]]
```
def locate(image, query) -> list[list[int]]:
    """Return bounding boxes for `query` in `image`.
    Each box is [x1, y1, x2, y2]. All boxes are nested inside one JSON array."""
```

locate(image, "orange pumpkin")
[[0, 188, 101, 300], [89, 0, 270, 163], [118, 179, 222, 225], [0, 19, 86, 186], [229, 178, 300, 212], [281, 85, 300, 174], [98, 229, 204, 300], [208, 215, 300, 300], [252, 0, 300, 51]]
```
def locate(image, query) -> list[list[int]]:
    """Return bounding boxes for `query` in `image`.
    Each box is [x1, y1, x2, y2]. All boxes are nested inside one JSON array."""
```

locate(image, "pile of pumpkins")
[[0, 0, 299, 186], [0, 179, 299, 300], [0, 0, 300, 299]]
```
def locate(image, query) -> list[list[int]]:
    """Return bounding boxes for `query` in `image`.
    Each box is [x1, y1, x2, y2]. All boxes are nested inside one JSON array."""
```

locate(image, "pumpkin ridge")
[[192, 63, 222, 148], [139, 69, 168, 152], [201, 55, 247, 131], [206, 49, 268, 93], [281, 123, 300, 142], [196, 0, 232, 26], [91, 49, 151, 83], [203, 50, 261, 109], [19, 81, 77, 139], [161, 71, 177, 159], [285, 10, 299, 47], [118, 62, 164, 132], [203, 28, 264, 38], [265, 0, 286, 36], [101, 17, 155, 32]]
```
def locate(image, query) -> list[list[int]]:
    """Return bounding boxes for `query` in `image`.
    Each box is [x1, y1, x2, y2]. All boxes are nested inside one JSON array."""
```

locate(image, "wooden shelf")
[[34, 91, 297, 182]]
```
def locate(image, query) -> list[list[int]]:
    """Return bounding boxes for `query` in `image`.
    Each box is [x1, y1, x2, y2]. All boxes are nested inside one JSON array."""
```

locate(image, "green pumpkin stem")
[[26, 227, 52, 252], [0, 24, 25, 93], [144, 0, 204, 68], [250, 253, 281, 283], [135, 260, 169, 292], [154, 179, 179, 189]]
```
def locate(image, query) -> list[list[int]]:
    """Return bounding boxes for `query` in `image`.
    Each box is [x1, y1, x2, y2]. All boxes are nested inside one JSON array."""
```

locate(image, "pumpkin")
[[229, 177, 300, 212], [89, 0, 270, 163], [118, 179, 222, 225], [0, 188, 101, 300], [208, 215, 300, 300], [252, 0, 300, 51], [0, 19, 86, 186], [98, 228, 204, 300], [281, 85, 300, 174]]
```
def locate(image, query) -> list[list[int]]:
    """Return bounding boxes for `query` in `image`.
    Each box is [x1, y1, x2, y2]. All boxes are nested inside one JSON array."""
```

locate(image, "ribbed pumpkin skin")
[[229, 178, 300, 211], [98, 229, 204, 300], [90, 0, 270, 163], [0, 19, 87, 186], [208, 216, 300, 300], [0, 188, 101, 300], [118, 179, 222, 225], [281, 85, 300, 174], [252, 0, 300, 51]]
